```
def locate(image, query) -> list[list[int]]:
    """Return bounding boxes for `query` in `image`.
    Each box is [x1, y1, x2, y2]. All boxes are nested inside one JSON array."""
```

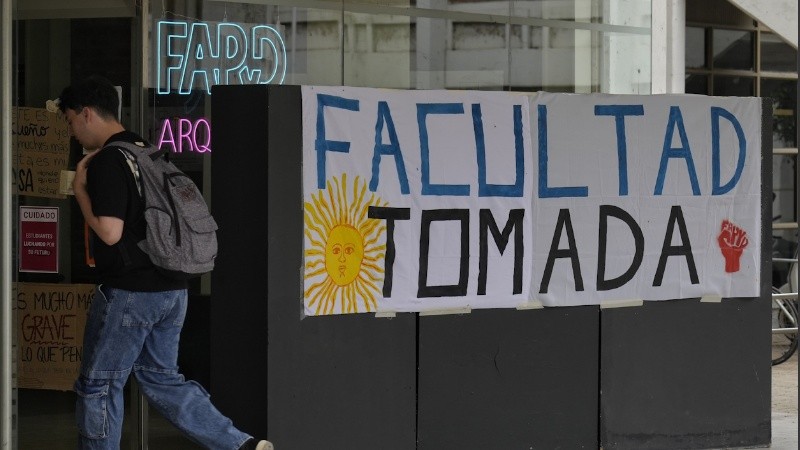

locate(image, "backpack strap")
[[153, 148, 170, 162], [117, 148, 143, 196], [104, 141, 152, 267], [107, 140, 169, 195]]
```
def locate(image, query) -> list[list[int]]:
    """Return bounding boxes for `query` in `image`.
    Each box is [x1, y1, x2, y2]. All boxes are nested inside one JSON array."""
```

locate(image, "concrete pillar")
[[651, 0, 685, 94]]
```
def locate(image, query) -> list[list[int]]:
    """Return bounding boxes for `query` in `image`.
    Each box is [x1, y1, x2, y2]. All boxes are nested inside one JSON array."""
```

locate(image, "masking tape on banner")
[[419, 307, 472, 317], [600, 299, 644, 309], [700, 295, 723, 303], [516, 300, 544, 310], [375, 310, 397, 318]]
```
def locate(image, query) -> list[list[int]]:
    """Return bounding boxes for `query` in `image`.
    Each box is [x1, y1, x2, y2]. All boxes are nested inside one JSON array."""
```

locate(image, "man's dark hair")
[[58, 75, 119, 120]]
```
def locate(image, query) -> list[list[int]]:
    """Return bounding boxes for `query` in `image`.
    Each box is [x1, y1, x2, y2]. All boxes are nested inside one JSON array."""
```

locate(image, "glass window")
[[712, 29, 753, 70], [444, 17, 510, 90], [12, 14, 142, 450], [685, 73, 708, 94], [148, 0, 651, 94], [761, 78, 797, 148], [453, 22, 506, 50], [712, 75, 754, 96], [685, 26, 706, 69], [0, 0, 673, 448], [760, 32, 797, 73], [343, 11, 416, 88], [4, 1, 657, 449]]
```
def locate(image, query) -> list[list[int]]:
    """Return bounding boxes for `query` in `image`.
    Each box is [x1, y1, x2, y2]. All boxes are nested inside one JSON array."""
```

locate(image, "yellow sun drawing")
[[304, 174, 387, 315]]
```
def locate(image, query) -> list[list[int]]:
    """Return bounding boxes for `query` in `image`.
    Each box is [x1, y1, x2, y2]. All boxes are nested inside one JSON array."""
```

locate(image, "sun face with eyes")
[[304, 174, 386, 315], [325, 224, 364, 285]]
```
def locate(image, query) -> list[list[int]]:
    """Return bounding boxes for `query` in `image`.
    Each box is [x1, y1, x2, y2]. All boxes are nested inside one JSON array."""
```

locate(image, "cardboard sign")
[[12, 107, 71, 199], [19, 206, 59, 273], [15, 283, 94, 391]]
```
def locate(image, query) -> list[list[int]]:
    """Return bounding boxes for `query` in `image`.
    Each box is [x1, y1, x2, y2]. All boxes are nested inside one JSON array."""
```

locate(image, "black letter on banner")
[[368, 206, 411, 297], [597, 205, 644, 291], [418, 209, 469, 297], [478, 209, 524, 295], [653, 205, 699, 286], [539, 209, 584, 293]]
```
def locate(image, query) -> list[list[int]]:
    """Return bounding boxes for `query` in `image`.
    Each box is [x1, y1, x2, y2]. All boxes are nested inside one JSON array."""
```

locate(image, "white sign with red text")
[[20, 206, 59, 273]]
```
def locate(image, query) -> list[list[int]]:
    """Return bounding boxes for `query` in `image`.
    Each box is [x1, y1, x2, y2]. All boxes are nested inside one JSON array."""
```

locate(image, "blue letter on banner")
[[594, 104, 644, 196], [537, 105, 588, 198], [315, 94, 359, 189], [654, 106, 701, 195], [371, 101, 410, 194], [418, 103, 470, 196], [475, 104, 525, 197], [711, 107, 746, 195]]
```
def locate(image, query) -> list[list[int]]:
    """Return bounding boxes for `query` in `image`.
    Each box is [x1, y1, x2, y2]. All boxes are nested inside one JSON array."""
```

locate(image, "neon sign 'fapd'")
[[157, 20, 286, 95]]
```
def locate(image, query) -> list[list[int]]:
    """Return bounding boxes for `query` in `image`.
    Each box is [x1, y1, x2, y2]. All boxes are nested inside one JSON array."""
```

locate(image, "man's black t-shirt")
[[87, 131, 186, 291]]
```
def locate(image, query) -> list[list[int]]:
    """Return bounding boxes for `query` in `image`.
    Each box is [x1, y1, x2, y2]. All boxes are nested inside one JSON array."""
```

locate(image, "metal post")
[[131, 379, 149, 450], [0, 0, 13, 448], [795, 6, 799, 413], [130, 2, 149, 448]]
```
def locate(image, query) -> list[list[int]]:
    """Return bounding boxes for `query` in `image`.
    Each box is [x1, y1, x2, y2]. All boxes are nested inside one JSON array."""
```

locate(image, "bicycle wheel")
[[772, 293, 798, 366]]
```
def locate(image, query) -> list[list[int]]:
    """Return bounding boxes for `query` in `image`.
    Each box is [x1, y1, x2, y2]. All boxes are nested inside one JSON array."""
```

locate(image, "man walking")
[[60, 75, 272, 450]]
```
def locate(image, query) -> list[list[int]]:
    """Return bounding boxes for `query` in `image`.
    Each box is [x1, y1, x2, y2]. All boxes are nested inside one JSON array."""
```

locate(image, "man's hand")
[[72, 149, 100, 194]]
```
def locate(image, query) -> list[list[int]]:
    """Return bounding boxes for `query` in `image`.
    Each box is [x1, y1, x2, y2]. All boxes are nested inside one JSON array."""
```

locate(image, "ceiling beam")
[[17, 0, 135, 20]]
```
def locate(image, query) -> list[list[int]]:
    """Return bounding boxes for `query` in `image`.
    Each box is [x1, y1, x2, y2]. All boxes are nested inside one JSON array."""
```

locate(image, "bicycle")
[[771, 251, 798, 365]]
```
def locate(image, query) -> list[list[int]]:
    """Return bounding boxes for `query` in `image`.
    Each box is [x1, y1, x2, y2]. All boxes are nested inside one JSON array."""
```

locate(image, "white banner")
[[302, 87, 762, 315], [530, 92, 761, 306]]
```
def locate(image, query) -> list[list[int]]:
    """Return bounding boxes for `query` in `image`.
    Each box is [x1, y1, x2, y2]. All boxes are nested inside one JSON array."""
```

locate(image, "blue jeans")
[[75, 286, 251, 450]]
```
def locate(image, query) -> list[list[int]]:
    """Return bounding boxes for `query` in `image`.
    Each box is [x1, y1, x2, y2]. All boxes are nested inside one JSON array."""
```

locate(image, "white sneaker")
[[255, 440, 274, 450]]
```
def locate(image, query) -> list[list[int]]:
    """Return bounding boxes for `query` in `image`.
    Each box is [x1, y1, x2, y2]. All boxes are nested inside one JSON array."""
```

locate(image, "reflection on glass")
[[445, 17, 509, 90], [712, 29, 753, 70], [285, 8, 344, 86], [760, 32, 797, 73], [685, 27, 705, 69], [343, 12, 414, 88], [685, 74, 708, 94], [713, 75, 754, 96], [761, 78, 797, 148], [141, 1, 656, 97], [145, 1, 652, 94], [453, 22, 505, 50]]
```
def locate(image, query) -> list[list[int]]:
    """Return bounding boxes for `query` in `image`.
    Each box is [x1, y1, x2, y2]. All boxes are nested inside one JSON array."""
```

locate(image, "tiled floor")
[[770, 350, 799, 450]]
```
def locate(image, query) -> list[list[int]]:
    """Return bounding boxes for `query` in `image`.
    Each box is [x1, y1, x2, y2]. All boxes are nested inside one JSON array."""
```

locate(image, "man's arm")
[[73, 150, 124, 245]]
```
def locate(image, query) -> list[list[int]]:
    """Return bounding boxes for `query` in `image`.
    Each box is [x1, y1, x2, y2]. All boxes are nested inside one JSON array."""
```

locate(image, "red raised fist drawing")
[[718, 220, 748, 273]]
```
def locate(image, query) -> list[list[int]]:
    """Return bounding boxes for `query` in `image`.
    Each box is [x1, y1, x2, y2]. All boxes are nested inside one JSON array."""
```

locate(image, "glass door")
[[9, 1, 209, 446]]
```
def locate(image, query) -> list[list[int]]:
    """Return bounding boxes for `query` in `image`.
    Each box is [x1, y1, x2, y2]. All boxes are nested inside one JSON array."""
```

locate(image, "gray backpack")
[[111, 140, 218, 279]]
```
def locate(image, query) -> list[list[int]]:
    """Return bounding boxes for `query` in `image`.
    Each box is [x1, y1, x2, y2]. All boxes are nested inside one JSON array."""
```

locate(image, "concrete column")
[[651, 0, 685, 94]]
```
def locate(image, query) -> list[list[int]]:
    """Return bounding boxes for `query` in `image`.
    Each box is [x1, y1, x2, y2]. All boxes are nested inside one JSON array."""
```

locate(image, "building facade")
[[0, 0, 796, 448]]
